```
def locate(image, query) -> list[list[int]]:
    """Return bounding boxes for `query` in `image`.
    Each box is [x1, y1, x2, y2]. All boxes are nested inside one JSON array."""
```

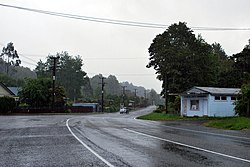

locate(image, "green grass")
[[137, 112, 250, 130], [137, 112, 182, 121], [205, 117, 250, 130]]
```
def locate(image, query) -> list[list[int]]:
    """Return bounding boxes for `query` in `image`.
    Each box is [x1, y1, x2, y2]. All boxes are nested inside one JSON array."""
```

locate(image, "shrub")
[[0, 96, 16, 114]]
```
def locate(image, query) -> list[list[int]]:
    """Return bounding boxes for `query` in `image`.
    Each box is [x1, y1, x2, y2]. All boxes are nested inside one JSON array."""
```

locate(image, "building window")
[[215, 96, 220, 100], [231, 96, 237, 101], [190, 100, 199, 110], [215, 96, 228, 101], [221, 96, 227, 100]]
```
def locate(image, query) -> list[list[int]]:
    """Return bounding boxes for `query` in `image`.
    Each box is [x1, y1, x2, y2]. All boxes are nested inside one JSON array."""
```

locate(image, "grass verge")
[[137, 112, 250, 130], [204, 117, 250, 130]]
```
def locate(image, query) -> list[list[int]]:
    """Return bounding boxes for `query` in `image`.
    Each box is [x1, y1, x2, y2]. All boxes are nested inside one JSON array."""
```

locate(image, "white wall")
[[181, 95, 236, 117], [181, 96, 208, 117], [208, 95, 236, 117]]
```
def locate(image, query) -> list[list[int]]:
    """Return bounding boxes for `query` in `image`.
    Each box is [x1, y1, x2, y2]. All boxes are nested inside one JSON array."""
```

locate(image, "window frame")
[[190, 100, 199, 111]]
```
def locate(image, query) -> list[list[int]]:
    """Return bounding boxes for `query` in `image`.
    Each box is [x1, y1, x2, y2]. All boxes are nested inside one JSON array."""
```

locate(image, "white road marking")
[[162, 124, 250, 140], [133, 118, 250, 140], [124, 128, 250, 163], [66, 118, 114, 167]]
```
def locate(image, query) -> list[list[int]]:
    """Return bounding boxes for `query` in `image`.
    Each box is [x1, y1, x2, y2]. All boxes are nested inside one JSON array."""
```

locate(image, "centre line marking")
[[66, 118, 114, 167], [124, 128, 250, 163]]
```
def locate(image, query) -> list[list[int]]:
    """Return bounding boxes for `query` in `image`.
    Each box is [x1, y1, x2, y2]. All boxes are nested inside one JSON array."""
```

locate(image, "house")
[[0, 82, 15, 97], [180, 86, 240, 117], [0, 82, 19, 101]]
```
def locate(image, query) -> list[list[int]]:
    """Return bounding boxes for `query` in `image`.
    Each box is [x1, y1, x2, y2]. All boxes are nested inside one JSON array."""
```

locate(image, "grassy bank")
[[205, 117, 250, 130], [137, 112, 250, 130]]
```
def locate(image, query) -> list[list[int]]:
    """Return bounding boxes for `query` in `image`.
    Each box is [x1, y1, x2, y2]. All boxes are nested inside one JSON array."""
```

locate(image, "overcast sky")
[[0, 0, 250, 93]]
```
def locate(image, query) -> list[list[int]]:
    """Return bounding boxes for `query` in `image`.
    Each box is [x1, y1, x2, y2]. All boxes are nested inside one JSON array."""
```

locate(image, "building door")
[[203, 99, 208, 116]]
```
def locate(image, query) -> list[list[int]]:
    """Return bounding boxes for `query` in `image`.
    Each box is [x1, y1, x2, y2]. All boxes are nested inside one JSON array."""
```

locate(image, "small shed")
[[180, 86, 240, 117], [72, 103, 99, 112]]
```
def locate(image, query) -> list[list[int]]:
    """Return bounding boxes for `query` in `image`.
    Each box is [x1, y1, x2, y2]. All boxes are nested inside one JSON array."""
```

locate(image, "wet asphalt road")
[[0, 106, 250, 167]]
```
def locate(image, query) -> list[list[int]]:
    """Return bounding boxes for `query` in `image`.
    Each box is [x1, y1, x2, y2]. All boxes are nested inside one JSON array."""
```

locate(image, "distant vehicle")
[[120, 107, 129, 114]]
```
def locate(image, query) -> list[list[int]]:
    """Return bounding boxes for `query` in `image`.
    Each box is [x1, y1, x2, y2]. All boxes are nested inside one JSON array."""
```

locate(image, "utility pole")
[[99, 76, 106, 112], [122, 86, 127, 107], [50, 56, 60, 112], [134, 89, 137, 109]]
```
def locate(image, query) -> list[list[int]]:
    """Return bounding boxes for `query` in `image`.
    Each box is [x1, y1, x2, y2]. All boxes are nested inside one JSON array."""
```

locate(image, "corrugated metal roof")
[[7, 87, 19, 96], [195, 87, 240, 95]]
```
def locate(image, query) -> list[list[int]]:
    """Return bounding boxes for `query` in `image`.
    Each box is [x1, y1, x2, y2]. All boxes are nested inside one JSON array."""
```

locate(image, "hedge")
[[0, 96, 16, 114]]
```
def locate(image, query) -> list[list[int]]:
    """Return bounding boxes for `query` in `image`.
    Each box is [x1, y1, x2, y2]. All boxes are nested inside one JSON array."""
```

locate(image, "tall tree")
[[35, 60, 50, 78], [56, 52, 87, 101], [81, 76, 93, 101], [35, 51, 89, 101], [0, 42, 21, 76], [147, 22, 217, 92], [105, 75, 121, 95], [233, 40, 250, 117], [90, 74, 103, 98], [231, 42, 250, 80], [147, 22, 218, 111]]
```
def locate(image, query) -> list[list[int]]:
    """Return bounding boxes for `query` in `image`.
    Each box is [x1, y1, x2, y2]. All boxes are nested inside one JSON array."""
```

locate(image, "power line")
[[19, 54, 38, 63], [21, 60, 37, 66], [0, 3, 168, 29], [87, 73, 155, 77], [84, 57, 148, 60], [0, 3, 250, 31]]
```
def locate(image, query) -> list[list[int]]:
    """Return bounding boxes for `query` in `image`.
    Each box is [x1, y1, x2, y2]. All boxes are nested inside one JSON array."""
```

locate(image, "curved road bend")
[[0, 106, 250, 167]]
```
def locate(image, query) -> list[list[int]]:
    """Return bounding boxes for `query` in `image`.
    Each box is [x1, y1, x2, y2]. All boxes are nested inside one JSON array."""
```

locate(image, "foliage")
[[105, 106, 119, 113], [0, 72, 24, 87], [0, 42, 21, 75], [105, 75, 122, 95], [35, 51, 88, 101], [235, 83, 250, 116], [19, 78, 66, 107], [138, 112, 181, 120], [81, 76, 93, 100], [230, 43, 250, 86], [205, 117, 250, 130], [0, 96, 16, 114], [19, 78, 51, 107], [138, 112, 250, 130], [147, 22, 219, 94], [173, 96, 180, 113]]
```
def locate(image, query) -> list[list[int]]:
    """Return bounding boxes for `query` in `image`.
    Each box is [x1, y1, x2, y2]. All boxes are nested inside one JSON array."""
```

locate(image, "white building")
[[180, 86, 240, 117]]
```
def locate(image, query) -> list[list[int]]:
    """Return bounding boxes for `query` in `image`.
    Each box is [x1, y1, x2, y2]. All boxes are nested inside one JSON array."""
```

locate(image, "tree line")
[[1, 49, 162, 111]]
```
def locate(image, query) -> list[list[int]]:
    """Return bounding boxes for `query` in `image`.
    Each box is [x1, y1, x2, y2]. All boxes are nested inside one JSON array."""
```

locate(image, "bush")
[[154, 105, 165, 113], [0, 96, 16, 114], [235, 84, 250, 117], [105, 106, 119, 112], [153, 109, 162, 113]]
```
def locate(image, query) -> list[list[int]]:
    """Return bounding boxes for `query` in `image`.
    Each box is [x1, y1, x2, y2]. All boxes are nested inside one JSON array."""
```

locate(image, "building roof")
[[183, 86, 240, 96], [0, 82, 15, 96], [7, 87, 19, 96]]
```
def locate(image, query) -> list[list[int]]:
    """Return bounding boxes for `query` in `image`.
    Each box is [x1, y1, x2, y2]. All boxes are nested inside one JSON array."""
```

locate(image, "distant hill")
[[120, 81, 148, 97], [89, 74, 164, 105], [0, 59, 36, 79]]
